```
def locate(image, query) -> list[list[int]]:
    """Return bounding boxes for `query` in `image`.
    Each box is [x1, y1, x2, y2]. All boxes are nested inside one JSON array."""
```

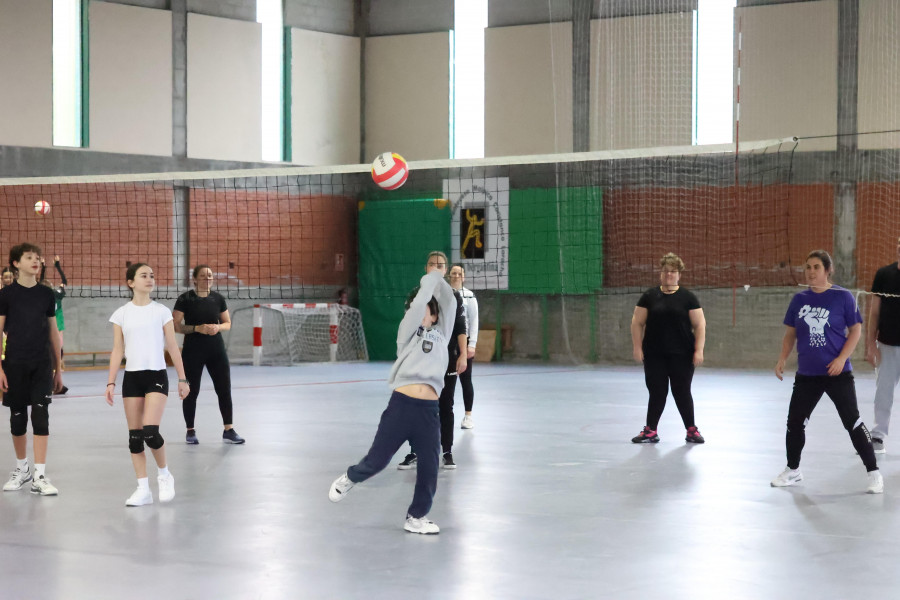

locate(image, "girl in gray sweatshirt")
[[328, 270, 457, 534]]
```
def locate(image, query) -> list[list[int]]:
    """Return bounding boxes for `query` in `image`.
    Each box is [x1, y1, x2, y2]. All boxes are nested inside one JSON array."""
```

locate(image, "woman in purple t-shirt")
[[772, 250, 882, 493]]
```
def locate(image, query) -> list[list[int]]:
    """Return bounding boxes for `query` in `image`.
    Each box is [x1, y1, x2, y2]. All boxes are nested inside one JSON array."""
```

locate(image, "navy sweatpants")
[[347, 392, 441, 518]]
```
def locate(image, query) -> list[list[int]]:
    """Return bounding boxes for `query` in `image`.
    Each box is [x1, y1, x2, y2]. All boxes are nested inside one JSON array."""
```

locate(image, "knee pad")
[[129, 429, 144, 454], [30, 403, 49, 436], [10, 410, 27, 437], [143, 425, 164, 450]]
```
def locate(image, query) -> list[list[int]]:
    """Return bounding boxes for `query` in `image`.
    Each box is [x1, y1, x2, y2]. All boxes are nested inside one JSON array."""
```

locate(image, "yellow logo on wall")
[[461, 208, 486, 259]]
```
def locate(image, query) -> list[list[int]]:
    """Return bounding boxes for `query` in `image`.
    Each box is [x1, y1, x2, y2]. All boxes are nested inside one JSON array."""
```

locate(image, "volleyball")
[[34, 200, 50, 215], [371, 152, 409, 190]]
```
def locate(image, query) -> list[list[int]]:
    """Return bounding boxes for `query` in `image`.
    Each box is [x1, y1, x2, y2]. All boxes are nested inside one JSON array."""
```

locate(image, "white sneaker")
[[460, 415, 474, 429], [125, 486, 153, 507], [404, 515, 440, 534], [3, 466, 32, 491], [30, 475, 58, 496], [158, 472, 175, 503], [867, 470, 884, 494], [873, 438, 886, 454], [770, 467, 803, 487], [329, 472, 354, 502]]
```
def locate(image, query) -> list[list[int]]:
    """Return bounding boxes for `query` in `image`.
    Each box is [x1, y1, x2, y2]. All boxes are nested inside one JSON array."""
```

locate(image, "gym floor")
[[0, 362, 892, 599]]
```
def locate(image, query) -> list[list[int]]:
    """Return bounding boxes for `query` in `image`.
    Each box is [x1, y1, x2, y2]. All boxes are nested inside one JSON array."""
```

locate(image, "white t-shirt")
[[109, 301, 173, 371]]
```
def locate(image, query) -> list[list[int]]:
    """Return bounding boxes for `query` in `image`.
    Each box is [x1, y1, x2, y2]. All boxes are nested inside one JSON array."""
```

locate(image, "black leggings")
[[643, 353, 695, 431], [785, 372, 877, 471], [460, 356, 474, 412], [182, 346, 233, 429]]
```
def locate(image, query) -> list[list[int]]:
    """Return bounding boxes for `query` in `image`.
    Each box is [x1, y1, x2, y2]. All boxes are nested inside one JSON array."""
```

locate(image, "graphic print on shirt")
[[418, 326, 442, 354], [798, 304, 830, 347]]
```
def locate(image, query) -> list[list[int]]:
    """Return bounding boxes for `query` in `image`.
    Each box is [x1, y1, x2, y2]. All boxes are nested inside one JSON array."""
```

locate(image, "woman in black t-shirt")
[[172, 265, 245, 445], [630, 253, 707, 444]]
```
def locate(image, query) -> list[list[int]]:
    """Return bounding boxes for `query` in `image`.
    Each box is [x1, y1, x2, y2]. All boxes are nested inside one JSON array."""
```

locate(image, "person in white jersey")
[[105, 263, 189, 507], [449, 265, 479, 429]]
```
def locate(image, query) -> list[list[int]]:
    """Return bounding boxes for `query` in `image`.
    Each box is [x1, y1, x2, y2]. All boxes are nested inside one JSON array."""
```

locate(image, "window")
[[53, 0, 84, 147], [258, 0, 284, 162], [453, 0, 488, 159], [694, 0, 737, 145]]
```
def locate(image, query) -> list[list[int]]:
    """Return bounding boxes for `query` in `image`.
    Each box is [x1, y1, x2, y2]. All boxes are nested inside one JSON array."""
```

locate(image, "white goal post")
[[227, 303, 368, 366]]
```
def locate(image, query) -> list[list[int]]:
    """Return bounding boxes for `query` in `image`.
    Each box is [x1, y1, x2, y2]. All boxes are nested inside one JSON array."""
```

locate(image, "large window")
[[53, 0, 84, 147], [453, 0, 488, 159], [694, 0, 737, 145], [257, 0, 284, 162]]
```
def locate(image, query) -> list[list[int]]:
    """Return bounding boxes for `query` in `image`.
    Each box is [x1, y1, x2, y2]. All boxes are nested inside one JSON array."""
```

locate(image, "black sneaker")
[[631, 426, 660, 444], [185, 430, 199, 445], [442, 452, 457, 470], [398, 453, 417, 470], [56, 386, 68, 395], [223, 429, 246, 444]]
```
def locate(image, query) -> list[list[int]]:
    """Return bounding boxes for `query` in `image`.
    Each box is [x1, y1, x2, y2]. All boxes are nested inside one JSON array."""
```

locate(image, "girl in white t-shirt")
[[105, 263, 190, 507]]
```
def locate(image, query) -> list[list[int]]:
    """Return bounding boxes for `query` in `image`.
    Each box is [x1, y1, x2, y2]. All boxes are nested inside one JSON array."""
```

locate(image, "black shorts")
[[2, 360, 53, 409], [122, 370, 169, 398]]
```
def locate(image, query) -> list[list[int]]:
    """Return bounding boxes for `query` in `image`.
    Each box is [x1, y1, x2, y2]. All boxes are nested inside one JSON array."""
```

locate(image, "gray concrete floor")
[[0, 363, 894, 599]]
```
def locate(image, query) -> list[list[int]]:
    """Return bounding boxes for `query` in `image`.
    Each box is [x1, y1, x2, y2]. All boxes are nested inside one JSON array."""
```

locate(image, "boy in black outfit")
[[0, 244, 63, 495]]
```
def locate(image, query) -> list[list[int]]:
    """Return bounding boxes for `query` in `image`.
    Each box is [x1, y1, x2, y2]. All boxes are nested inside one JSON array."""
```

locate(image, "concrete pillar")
[[833, 0, 858, 287], [572, 0, 591, 152], [357, 0, 369, 163], [172, 0, 187, 158]]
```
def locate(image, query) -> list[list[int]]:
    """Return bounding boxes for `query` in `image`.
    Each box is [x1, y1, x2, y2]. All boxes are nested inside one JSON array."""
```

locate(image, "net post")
[[329, 304, 339, 362], [253, 304, 263, 367]]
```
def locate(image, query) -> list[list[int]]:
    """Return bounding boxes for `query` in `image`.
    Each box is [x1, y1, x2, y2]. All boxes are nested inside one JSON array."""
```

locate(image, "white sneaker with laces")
[[770, 467, 803, 487], [404, 515, 440, 534], [30, 475, 58, 496], [125, 486, 153, 507], [158, 472, 175, 503], [867, 470, 884, 494], [3, 466, 32, 491], [460, 415, 474, 429], [329, 472, 355, 502]]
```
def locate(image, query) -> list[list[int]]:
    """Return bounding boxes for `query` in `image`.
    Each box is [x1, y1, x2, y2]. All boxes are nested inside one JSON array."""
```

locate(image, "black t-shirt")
[[872, 263, 900, 346], [174, 290, 228, 350], [637, 287, 701, 356], [0, 281, 57, 363]]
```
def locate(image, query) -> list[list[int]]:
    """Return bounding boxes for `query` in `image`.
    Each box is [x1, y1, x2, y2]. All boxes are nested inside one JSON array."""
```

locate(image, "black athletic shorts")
[[2, 360, 53, 409], [122, 370, 169, 398]]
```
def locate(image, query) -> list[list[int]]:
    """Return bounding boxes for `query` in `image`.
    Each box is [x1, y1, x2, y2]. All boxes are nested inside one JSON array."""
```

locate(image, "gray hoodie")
[[387, 271, 458, 395]]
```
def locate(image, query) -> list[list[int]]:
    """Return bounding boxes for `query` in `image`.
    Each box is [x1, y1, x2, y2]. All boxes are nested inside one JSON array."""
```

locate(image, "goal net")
[[226, 303, 368, 366]]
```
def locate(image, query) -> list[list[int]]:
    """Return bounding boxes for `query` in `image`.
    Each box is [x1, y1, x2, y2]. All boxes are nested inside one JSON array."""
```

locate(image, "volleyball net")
[[3, 137, 899, 363]]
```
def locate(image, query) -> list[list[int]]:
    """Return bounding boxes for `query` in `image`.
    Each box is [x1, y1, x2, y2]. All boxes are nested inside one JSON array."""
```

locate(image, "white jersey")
[[109, 301, 173, 371]]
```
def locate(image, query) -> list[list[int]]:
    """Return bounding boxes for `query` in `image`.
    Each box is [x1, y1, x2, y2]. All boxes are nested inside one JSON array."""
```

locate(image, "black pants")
[[643, 353, 695, 431], [182, 346, 233, 429], [460, 356, 474, 412], [347, 392, 440, 518], [785, 372, 877, 471], [438, 372, 457, 453]]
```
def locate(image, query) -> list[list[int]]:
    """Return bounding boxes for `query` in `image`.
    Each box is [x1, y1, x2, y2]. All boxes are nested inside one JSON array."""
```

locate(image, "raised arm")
[[397, 271, 445, 347], [54, 256, 67, 286]]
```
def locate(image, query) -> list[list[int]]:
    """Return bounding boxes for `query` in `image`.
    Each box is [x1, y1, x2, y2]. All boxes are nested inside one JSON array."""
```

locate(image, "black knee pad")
[[10, 410, 27, 437], [129, 429, 144, 454], [143, 425, 164, 450], [30, 403, 49, 436]]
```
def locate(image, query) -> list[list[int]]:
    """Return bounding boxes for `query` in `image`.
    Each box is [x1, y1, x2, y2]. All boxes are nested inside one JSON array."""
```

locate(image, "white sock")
[[137, 477, 150, 491], [34, 464, 46, 478], [158, 466, 170, 478], [16, 458, 28, 471]]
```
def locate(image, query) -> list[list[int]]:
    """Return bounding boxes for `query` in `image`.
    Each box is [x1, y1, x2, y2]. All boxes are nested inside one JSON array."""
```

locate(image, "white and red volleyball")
[[34, 200, 51, 216], [371, 152, 409, 190]]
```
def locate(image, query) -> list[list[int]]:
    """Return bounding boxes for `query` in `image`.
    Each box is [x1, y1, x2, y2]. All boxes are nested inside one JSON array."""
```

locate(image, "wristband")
[[178, 379, 189, 384], [106, 383, 115, 387]]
